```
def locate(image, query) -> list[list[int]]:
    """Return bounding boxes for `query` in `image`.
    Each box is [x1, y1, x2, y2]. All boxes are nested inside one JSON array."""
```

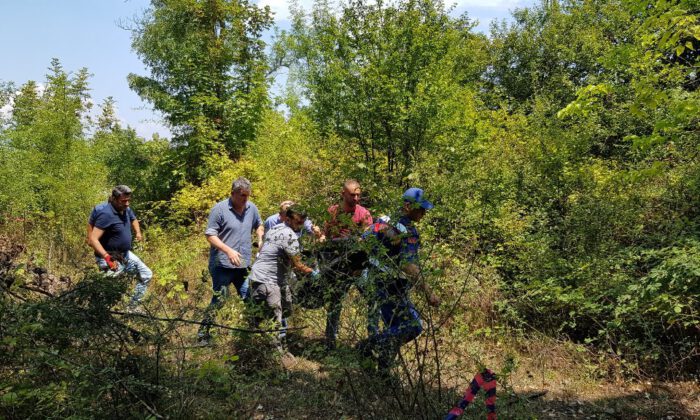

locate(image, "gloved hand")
[[310, 268, 321, 279], [104, 254, 118, 271]]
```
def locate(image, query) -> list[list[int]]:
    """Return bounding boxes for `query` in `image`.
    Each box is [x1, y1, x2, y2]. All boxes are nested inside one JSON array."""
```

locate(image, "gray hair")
[[231, 177, 252, 194], [110, 185, 132, 200]]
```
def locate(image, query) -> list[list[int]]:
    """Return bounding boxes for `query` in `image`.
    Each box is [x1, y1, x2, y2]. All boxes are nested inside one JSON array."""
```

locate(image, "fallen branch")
[[110, 310, 307, 334]]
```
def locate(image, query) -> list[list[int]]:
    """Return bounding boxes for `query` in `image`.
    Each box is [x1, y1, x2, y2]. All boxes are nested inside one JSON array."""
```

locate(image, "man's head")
[[284, 204, 308, 233], [341, 179, 362, 209], [230, 177, 252, 209], [278, 200, 296, 222], [110, 185, 132, 212], [402, 187, 433, 222]]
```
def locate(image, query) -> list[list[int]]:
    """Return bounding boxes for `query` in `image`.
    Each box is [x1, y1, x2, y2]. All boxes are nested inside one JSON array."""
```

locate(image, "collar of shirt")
[[227, 198, 250, 216], [109, 202, 125, 216]]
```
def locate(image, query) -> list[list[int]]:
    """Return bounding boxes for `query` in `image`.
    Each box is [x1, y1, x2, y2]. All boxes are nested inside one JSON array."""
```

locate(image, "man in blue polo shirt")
[[263, 200, 325, 241], [87, 185, 152, 311], [198, 177, 265, 344]]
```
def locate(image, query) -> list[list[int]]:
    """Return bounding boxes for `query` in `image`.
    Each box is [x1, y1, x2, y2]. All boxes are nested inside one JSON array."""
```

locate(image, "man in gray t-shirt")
[[249, 205, 319, 350]]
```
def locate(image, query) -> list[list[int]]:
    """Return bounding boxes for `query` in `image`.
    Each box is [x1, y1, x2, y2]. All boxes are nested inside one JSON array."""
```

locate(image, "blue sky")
[[1, 0, 535, 139]]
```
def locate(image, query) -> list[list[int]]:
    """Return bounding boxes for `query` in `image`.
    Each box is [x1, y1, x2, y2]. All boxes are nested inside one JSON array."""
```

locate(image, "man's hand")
[[135, 232, 143, 242], [104, 254, 119, 271], [227, 249, 242, 267]]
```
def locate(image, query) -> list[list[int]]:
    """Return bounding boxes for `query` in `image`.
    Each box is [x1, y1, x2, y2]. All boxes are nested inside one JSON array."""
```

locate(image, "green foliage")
[[129, 0, 274, 185], [2, 7, 700, 419], [0, 60, 108, 264], [168, 109, 332, 223], [281, 0, 485, 184], [92, 98, 173, 203], [0, 274, 149, 418], [460, 0, 700, 374]]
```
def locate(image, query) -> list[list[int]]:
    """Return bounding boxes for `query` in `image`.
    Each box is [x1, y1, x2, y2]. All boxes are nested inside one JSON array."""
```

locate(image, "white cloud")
[[131, 120, 172, 140], [0, 83, 46, 122], [0, 102, 12, 119]]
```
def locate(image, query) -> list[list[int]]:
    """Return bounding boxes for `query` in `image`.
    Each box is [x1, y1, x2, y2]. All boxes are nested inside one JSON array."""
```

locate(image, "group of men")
[[87, 178, 439, 371]]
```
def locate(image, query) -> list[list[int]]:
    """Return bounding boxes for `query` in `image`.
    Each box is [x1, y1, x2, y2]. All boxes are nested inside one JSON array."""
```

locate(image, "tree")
[[281, 0, 485, 185], [128, 0, 274, 185], [0, 59, 107, 263], [92, 98, 172, 203]]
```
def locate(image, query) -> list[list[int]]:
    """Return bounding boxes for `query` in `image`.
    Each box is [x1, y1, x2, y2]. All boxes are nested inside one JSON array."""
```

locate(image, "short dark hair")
[[285, 204, 307, 221]]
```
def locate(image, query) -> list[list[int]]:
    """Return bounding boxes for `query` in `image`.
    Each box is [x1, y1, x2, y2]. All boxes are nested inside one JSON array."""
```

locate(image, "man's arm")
[[323, 205, 338, 237], [291, 254, 315, 275], [255, 225, 264, 248], [86, 223, 93, 244], [205, 205, 242, 266], [88, 227, 118, 270], [361, 208, 373, 229], [88, 227, 110, 259], [311, 224, 326, 242], [206, 234, 242, 267], [304, 218, 326, 242], [402, 263, 440, 307], [131, 219, 143, 242]]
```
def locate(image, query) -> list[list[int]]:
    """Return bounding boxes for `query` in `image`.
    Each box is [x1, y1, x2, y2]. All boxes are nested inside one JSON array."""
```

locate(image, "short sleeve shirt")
[[264, 213, 314, 239], [89, 202, 136, 254], [248, 224, 301, 285], [325, 204, 372, 240], [206, 198, 262, 269]]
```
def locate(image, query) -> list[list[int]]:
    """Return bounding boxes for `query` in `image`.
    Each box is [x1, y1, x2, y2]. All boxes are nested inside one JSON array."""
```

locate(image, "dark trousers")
[[360, 290, 423, 370], [198, 265, 249, 339], [320, 246, 368, 348]]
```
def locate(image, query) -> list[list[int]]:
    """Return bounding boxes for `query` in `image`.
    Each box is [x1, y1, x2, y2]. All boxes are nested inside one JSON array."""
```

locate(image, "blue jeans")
[[361, 290, 423, 370], [359, 268, 381, 335], [209, 263, 249, 304], [198, 264, 250, 339], [96, 251, 152, 306]]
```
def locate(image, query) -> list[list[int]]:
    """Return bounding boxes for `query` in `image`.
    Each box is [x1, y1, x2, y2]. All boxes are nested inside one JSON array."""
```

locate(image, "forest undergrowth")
[[1, 232, 697, 419], [2, 0, 699, 417]]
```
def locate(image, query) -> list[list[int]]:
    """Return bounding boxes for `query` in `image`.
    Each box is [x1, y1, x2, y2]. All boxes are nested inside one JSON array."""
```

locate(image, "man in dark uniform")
[[356, 187, 440, 372]]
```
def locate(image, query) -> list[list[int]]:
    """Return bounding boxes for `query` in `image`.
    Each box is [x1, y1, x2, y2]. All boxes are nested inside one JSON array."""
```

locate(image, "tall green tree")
[[128, 0, 274, 185], [281, 0, 486, 185], [0, 60, 107, 264], [92, 98, 172, 203]]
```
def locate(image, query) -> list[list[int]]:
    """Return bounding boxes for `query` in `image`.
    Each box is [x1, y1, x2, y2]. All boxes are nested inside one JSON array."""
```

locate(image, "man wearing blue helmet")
[[356, 187, 440, 373]]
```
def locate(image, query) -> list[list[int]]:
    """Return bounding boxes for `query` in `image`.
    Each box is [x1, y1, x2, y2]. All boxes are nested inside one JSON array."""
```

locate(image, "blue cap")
[[402, 187, 434, 210]]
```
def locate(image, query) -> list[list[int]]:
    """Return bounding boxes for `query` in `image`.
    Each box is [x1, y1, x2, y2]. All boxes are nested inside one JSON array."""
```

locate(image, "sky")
[[0, 0, 535, 139]]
